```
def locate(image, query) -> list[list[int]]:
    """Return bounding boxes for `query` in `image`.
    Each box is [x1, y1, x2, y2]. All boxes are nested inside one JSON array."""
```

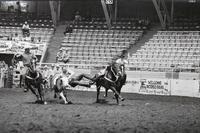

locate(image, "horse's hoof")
[[68, 101, 73, 104], [35, 100, 39, 103], [96, 100, 99, 103], [24, 89, 28, 92], [121, 98, 125, 101], [43, 101, 47, 105]]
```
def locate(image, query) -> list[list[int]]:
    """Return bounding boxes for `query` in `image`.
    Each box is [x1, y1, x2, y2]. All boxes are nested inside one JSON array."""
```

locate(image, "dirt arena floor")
[[0, 87, 200, 133]]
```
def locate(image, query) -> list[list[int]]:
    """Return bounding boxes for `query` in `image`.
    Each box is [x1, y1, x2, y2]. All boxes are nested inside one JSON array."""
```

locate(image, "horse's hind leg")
[[96, 85, 101, 103], [39, 84, 47, 104], [104, 88, 108, 97], [114, 94, 119, 104]]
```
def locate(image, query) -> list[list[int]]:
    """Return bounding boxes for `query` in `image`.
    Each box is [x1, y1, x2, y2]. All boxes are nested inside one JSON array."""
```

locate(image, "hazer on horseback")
[[82, 51, 128, 104], [65, 61, 126, 104]]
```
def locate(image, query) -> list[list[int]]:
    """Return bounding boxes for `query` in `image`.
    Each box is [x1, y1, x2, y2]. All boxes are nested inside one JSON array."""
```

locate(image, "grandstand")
[[61, 22, 145, 67]]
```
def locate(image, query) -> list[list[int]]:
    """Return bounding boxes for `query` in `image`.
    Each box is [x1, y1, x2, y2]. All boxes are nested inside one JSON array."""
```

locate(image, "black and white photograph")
[[0, 0, 200, 133]]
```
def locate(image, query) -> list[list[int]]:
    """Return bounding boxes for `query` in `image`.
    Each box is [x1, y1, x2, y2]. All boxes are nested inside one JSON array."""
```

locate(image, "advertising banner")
[[0, 40, 46, 55], [138, 79, 170, 95], [122, 78, 170, 96]]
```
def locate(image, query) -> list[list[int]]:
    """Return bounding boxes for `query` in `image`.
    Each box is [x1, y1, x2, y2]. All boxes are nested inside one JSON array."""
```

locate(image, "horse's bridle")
[[25, 59, 39, 80], [104, 64, 121, 83]]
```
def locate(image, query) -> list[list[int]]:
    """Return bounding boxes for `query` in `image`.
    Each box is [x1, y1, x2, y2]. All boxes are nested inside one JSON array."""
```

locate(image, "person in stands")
[[56, 48, 64, 62], [22, 21, 30, 37], [63, 23, 73, 35], [74, 11, 82, 22], [63, 48, 70, 63]]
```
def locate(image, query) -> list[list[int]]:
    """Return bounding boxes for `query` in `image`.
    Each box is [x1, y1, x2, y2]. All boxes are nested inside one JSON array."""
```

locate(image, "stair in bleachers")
[[61, 29, 144, 67], [55, 18, 149, 68], [44, 25, 65, 63], [128, 24, 161, 55]]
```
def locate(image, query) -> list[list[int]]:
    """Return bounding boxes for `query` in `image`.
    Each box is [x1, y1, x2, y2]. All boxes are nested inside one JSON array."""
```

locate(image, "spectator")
[[7, 66, 13, 88], [53, 64, 62, 77], [22, 21, 30, 37], [74, 11, 82, 22], [63, 48, 70, 63], [19, 66, 24, 88], [56, 48, 64, 62], [42, 65, 50, 88], [0, 65, 6, 88], [0, 64, 8, 88], [63, 23, 73, 35], [49, 64, 55, 89]]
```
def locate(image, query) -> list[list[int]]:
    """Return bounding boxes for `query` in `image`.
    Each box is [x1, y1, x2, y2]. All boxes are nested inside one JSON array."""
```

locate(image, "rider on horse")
[[88, 50, 128, 86], [115, 51, 128, 85], [15, 48, 38, 92]]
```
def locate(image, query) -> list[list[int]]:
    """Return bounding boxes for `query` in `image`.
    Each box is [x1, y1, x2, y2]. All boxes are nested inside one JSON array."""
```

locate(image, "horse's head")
[[110, 62, 122, 77], [29, 58, 37, 72]]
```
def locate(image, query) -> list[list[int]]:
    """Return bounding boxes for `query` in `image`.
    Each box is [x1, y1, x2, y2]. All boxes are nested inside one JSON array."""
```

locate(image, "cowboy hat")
[[55, 64, 60, 67]]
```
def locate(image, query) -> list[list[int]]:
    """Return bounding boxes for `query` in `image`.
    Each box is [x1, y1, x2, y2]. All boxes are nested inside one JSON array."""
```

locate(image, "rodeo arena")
[[0, 0, 200, 133]]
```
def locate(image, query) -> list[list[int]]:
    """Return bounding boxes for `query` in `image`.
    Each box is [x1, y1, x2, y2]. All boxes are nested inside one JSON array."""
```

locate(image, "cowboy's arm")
[[124, 59, 128, 64]]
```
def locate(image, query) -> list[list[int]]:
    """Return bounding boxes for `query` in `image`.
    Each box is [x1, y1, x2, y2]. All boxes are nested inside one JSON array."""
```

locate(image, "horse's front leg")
[[96, 85, 101, 103], [114, 94, 119, 104], [24, 76, 29, 92], [28, 84, 40, 103], [39, 84, 47, 104], [104, 88, 108, 97], [110, 86, 125, 102], [59, 91, 72, 104]]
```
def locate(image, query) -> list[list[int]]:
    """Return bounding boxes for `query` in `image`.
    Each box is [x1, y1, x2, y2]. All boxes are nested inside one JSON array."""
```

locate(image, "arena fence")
[[2, 63, 199, 99], [40, 63, 200, 98]]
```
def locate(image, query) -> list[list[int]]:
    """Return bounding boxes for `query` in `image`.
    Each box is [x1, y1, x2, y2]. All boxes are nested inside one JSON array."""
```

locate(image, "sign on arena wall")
[[138, 79, 170, 95], [122, 78, 170, 96], [0, 40, 46, 55]]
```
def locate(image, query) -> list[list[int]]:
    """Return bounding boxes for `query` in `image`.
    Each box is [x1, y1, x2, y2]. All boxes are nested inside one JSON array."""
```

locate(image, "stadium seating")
[[0, 12, 54, 43], [61, 29, 143, 66], [168, 17, 200, 31], [56, 18, 149, 67], [128, 31, 200, 72]]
